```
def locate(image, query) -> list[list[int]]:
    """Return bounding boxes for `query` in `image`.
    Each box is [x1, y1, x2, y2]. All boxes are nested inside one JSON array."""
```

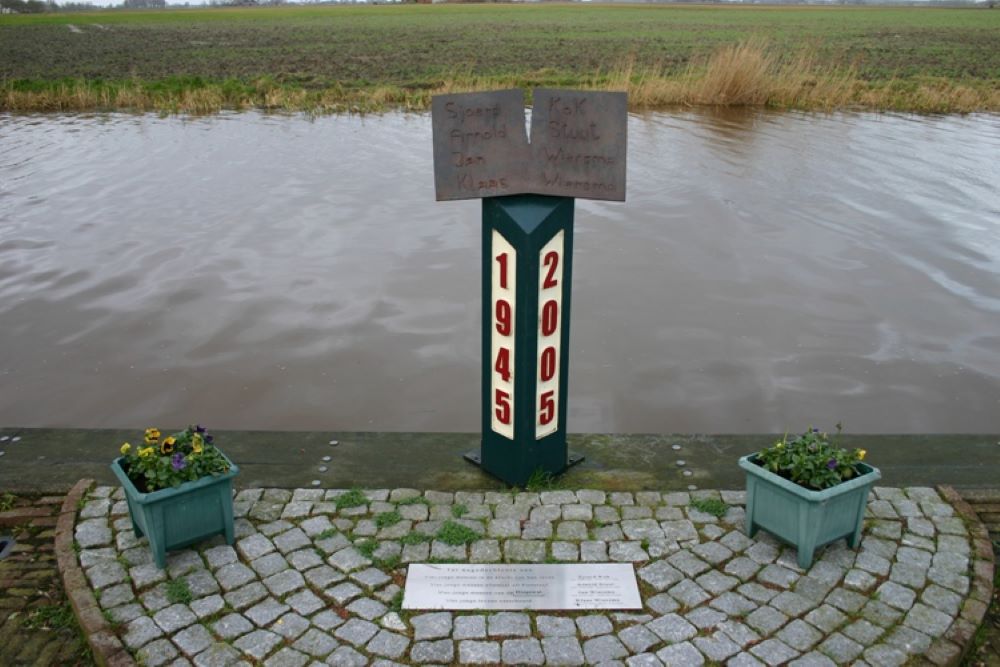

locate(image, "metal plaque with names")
[[432, 88, 627, 202], [402, 563, 642, 610]]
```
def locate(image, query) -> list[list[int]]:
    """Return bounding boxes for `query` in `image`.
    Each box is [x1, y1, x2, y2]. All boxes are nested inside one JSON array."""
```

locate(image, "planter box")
[[739, 454, 880, 569], [111, 454, 239, 568]]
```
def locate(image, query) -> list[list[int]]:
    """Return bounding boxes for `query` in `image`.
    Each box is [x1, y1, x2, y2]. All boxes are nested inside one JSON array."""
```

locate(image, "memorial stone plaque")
[[432, 88, 627, 202], [402, 563, 642, 610]]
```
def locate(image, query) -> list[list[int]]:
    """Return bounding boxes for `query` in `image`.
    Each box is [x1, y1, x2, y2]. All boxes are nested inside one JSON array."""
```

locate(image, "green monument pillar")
[[473, 195, 581, 486]]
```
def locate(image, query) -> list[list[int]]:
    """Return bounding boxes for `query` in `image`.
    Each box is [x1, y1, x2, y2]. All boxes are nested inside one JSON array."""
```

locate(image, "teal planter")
[[740, 454, 880, 569], [111, 454, 239, 569]]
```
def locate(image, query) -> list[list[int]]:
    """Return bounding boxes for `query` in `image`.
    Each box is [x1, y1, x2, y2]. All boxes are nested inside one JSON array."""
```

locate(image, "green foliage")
[[374, 554, 401, 570], [375, 511, 402, 529], [166, 578, 192, 605], [524, 468, 561, 492], [390, 590, 403, 613], [400, 531, 432, 546], [0, 492, 15, 512], [315, 528, 338, 541], [356, 539, 377, 558], [436, 520, 482, 546], [101, 608, 121, 629], [118, 425, 230, 493], [689, 498, 728, 518], [25, 603, 75, 630], [755, 426, 868, 491], [451, 504, 468, 519], [398, 496, 429, 506], [335, 489, 368, 510]]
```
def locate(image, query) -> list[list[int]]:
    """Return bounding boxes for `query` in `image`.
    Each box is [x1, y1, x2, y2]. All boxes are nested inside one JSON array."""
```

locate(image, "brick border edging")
[[56, 479, 137, 667], [934, 485, 995, 667]]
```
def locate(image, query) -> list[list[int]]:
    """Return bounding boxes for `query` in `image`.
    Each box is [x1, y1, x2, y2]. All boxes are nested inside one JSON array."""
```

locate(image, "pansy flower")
[[160, 436, 176, 455]]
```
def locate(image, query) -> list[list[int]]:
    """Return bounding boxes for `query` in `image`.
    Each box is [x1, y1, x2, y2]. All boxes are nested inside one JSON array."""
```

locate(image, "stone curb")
[[56, 478, 137, 667], [936, 485, 995, 667]]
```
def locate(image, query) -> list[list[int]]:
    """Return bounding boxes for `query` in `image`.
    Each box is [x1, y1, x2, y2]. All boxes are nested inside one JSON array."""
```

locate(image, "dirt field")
[[2, 4, 998, 113]]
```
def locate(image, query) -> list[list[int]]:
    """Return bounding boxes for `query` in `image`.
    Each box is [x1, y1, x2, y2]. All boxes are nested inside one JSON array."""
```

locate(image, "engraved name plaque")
[[402, 563, 642, 611], [431, 88, 627, 202]]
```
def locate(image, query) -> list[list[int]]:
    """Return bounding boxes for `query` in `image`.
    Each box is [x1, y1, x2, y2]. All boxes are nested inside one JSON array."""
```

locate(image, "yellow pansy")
[[192, 433, 203, 454], [160, 436, 176, 455], [139, 447, 155, 458], [144, 427, 161, 445], [120, 442, 131, 455], [858, 449, 867, 460]]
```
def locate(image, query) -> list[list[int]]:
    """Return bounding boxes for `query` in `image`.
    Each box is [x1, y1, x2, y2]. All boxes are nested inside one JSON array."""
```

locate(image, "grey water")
[[0, 110, 998, 434]]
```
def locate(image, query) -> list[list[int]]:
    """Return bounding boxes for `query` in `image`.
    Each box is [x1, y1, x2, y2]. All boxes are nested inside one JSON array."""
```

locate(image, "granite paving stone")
[[202, 544, 239, 571], [409, 639, 454, 663], [77, 484, 981, 667], [366, 630, 410, 659], [153, 604, 197, 633], [264, 647, 310, 667], [453, 615, 487, 639], [817, 632, 864, 663], [583, 635, 629, 663], [537, 615, 577, 637], [173, 623, 215, 656], [411, 612, 452, 640], [569, 614, 611, 638], [234, 629, 283, 660], [290, 627, 339, 657], [489, 612, 532, 637], [540, 636, 585, 666], [459, 640, 501, 664], [619, 624, 661, 654], [327, 645, 368, 667], [212, 613, 254, 640], [656, 641, 704, 666], [502, 638, 545, 665], [334, 618, 379, 647], [270, 612, 310, 639], [646, 613, 697, 643], [749, 637, 799, 666], [251, 552, 290, 578], [693, 630, 741, 662]]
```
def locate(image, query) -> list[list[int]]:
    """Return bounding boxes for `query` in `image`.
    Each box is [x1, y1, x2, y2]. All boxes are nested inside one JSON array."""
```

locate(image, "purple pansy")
[[171, 453, 187, 471], [826, 458, 837, 470]]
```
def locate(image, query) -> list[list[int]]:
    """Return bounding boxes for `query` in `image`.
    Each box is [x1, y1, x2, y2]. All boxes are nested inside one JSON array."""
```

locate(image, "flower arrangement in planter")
[[111, 425, 239, 568], [739, 426, 880, 569]]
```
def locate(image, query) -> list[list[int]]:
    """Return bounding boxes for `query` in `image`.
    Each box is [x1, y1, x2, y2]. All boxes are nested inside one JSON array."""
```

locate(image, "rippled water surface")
[[1, 110, 998, 433]]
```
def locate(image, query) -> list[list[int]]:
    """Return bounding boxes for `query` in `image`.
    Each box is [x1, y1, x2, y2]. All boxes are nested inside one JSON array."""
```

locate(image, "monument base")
[[463, 450, 585, 477]]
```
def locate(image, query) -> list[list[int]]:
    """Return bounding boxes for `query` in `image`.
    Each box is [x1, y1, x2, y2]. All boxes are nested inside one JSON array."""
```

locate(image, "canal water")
[[0, 110, 997, 434]]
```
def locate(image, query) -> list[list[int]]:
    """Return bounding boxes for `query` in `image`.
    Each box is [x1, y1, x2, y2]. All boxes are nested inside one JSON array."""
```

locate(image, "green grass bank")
[[2, 4, 999, 113]]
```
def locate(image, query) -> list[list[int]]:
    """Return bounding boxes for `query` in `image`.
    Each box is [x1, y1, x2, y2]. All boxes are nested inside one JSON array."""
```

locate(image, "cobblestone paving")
[[75, 486, 979, 666], [0, 494, 94, 666]]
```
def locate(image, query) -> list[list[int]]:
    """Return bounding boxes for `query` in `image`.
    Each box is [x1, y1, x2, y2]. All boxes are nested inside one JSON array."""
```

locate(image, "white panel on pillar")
[[491, 230, 516, 440], [535, 230, 564, 439]]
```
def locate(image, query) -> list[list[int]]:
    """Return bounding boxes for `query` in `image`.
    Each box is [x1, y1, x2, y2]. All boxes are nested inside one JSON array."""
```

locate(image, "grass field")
[[2, 4, 999, 113]]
